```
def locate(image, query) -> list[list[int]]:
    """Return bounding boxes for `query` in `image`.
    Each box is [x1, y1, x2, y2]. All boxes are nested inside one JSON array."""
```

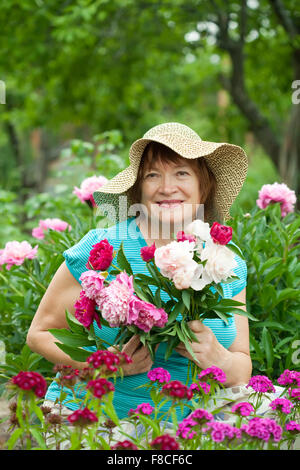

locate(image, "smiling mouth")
[[156, 200, 184, 208]]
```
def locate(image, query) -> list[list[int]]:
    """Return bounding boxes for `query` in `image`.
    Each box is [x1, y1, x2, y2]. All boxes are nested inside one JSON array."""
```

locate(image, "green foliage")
[[227, 202, 300, 378]]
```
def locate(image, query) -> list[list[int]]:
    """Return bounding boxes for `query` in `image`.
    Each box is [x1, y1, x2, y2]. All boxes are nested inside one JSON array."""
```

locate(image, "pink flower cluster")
[[198, 366, 227, 384], [67, 407, 98, 426], [256, 182, 296, 217], [147, 367, 171, 384], [161, 380, 193, 401], [129, 402, 154, 416], [246, 375, 276, 393], [241, 417, 282, 442], [231, 402, 254, 417], [73, 175, 108, 207], [86, 377, 115, 398], [288, 388, 300, 401], [277, 369, 300, 387], [203, 421, 242, 443], [150, 434, 180, 450], [0, 241, 38, 270], [32, 218, 71, 239], [176, 409, 214, 439], [269, 398, 294, 414], [285, 421, 300, 433], [11, 371, 47, 398], [189, 382, 211, 395]]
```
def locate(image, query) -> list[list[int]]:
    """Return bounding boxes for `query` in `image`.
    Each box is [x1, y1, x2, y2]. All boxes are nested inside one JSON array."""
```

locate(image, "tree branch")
[[268, 0, 299, 38]]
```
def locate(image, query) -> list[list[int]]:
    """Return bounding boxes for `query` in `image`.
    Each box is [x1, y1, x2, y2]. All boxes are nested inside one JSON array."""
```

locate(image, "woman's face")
[[139, 154, 202, 232]]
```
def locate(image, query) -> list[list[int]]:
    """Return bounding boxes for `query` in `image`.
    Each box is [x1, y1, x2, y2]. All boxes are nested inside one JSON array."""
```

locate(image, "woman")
[[26, 122, 251, 421]]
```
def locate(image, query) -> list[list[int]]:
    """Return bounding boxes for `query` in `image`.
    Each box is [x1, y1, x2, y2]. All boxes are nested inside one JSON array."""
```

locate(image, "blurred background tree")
[[0, 0, 299, 244]]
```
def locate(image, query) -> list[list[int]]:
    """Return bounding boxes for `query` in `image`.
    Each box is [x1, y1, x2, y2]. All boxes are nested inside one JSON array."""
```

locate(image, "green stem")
[[0, 271, 23, 296]]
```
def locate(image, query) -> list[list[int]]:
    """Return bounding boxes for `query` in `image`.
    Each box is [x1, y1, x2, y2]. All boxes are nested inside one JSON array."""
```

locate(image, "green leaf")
[[182, 290, 191, 310], [65, 310, 87, 335], [167, 300, 184, 325], [272, 288, 300, 308], [55, 343, 92, 362], [259, 257, 282, 275], [49, 328, 96, 348], [262, 327, 274, 372], [138, 414, 160, 436], [6, 428, 23, 450], [226, 243, 245, 260], [117, 242, 133, 275], [30, 428, 47, 449]]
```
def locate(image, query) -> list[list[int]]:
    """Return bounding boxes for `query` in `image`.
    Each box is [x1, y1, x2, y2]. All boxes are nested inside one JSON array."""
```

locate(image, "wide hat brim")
[[93, 123, 248, 225]]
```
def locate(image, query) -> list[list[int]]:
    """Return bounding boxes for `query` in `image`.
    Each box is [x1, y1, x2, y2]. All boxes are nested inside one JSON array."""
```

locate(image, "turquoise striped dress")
[[45, 217, 247, 420]]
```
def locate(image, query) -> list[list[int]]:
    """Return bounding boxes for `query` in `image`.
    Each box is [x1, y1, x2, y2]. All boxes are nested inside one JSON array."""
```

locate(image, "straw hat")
[[93, 122, 248, 225]]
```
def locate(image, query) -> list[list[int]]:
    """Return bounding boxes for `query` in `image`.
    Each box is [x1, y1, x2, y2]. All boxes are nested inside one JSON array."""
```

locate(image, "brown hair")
[[127, 141, 217, 222]]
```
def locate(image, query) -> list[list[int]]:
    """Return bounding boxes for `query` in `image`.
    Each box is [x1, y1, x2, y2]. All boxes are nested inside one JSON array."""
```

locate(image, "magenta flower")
[[111, 440, 138, 450], [86, 377, 115, 398], [210, 222, 233, 245], [0, 241, 38, 270], [176, 231, 196, 243], [241, 417, 282, 442], [288, 387, 300, 401], [189, 382, 211, 395], [140, 242, 156, 262], [161, 380, 193, 401], [198, 366, 227, 384], [129, 403, 154, 416], [147, 367, 171, 384], [269, 398, 294, 414], [74, 291, 101, 329], [256, 182, 296, 217], [285, 421, 300, 434], [176, 409, 214, 440], [150, 434, 180, 450], [67, 407, 98, 426], [246, 375, 276, 393], [32, 218, 71, 239], [86, 239, 114, 271], [87, 349, 132, 374], [277, 369, 300, 387], [231, 402, 255, 417], [97, 272, 134, 327], [79, 270, 105, 300], [203, 421, 242, 443], [11, 371, 47, 398], [73, 175, 108, 207], [128, 296, 168, 332]]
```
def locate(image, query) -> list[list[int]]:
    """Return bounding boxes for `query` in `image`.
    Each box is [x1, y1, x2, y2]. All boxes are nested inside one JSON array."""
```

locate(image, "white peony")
[[172, 261, 203, 290], [185, 219, 212, 242], [200, 240, 237, 284], [154, 240, 195, 279]]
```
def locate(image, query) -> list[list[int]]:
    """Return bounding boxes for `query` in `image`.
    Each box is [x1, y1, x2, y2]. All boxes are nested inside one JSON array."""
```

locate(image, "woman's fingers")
[[121, 335, 141, 356]]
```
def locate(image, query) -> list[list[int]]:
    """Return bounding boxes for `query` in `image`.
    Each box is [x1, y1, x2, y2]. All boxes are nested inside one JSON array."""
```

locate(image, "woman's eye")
[[145, 173, 158, 178], [177, 171, 189, 176]]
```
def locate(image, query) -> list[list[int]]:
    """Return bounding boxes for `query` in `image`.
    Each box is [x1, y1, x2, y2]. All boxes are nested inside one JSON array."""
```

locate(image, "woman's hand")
[[109, 335, 154, 376], [174, 320, 230, 370]]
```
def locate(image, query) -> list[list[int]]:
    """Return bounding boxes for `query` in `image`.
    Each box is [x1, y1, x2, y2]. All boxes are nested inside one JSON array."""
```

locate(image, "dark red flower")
[[86, 349, 132, 375], [11, 371, 47, 398], [53, 365, 79, 387], [150, 434, 180, 450], [67, 407, 98, 426], [74, 290, 101, 329], [161, 380, 193, 400], [111, 440, 138, 450], [86, 377, 115, 398], [140, 242, 156, 262], [210, 222, 232, 245], [86, 239, 114, 271]]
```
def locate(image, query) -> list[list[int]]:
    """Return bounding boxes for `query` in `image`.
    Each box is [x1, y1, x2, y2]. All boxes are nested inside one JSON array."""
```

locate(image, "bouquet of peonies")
[[49, 219, 256, 373]]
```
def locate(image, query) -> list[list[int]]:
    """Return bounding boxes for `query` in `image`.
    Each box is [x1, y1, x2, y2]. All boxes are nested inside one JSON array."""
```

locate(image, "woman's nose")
[[159, 174, 177, 193]]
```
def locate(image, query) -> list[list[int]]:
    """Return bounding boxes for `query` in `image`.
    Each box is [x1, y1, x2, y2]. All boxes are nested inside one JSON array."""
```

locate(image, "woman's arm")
[[27, 261, 154, 375], [175, 287, 252, 387]]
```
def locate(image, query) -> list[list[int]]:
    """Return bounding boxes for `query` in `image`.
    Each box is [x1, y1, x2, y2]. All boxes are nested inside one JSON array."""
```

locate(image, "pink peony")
[[86, 239, 114, 271], [176, 231, 196, 243], [128, 296, 168, 332], [0, 241, 38, 270], [210, 222, 233, 245], [11, 371, 47, 398], [97, 272, 134, 327], [79, 270, 105, 299], [256, 182, 296, 217], [32, 218, 71, 239], [73, 175, 108, 207], [154, 240, 195, 280], [147, 367, 171, 384], [140, 242, 156, 262], [74, 291, 101, 329]]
